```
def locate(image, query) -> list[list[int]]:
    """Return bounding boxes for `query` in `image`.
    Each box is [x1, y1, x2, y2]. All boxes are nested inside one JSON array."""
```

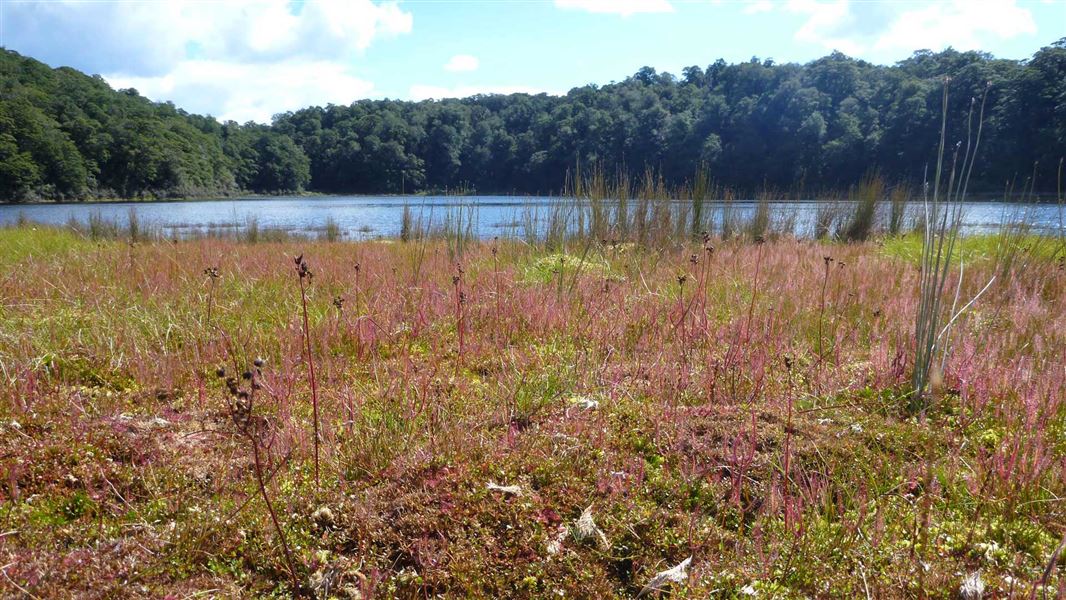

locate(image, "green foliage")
[[2, 40, 1065, 201], [0, 49, 307, 200]]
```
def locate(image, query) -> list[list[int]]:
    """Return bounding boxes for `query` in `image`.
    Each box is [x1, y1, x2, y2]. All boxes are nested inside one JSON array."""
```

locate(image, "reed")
[[912, 80, 989, 412], [322, 216, 341, 242], [294, 253, 321, 489], [888, 183, 910, 236], [842, 172, 884, 242]]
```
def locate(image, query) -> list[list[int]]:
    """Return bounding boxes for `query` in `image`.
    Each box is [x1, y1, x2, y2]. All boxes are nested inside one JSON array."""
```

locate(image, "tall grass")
[[747, 192, 771, 241], [127, 207, 142, 243], [813, 194, 844, 239], [400, 203, 414, 243], [244, 215, 260, 243], [322, 216, 341, 242], [88, 211, 122, 240], [842, 173, 884, 242], [888, 184, 910, 236], [690, 163, 711, 239], [912, 81, 989, 411]]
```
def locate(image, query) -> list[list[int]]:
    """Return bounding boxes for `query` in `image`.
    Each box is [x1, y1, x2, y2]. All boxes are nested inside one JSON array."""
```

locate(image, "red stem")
[[298, 275, 320, 489]]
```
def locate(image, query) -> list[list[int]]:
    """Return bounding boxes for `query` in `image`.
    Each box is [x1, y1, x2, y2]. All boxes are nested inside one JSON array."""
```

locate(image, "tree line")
[[1, 40, 1064, 202]]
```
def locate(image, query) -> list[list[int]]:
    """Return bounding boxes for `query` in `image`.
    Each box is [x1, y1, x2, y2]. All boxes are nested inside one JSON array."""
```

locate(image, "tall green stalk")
[[911, 80, 989, 412]]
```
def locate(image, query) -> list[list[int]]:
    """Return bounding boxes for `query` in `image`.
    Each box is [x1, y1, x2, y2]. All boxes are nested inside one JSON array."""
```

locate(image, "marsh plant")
[[217, 362, 302, 594], [294, 253, 321, 488], [322, 216, 341, 242], [912, 80, 990, 411], [843, 173, 885, 242]]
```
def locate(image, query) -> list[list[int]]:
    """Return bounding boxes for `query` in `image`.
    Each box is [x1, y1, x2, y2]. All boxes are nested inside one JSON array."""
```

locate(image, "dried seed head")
[[294, 255, 312, 279], [689, 254, 698, 265], [215, 367, 226, 378], [242, 370, 253, 381], [452, 275, 460, 286], [332, 296, 345, 310], [677, 274, 687, 286], [253, 357, 265, 368]]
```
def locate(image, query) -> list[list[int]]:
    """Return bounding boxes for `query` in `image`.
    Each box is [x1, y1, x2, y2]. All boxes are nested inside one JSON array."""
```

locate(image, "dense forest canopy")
[[1, 40, 1064, 202]]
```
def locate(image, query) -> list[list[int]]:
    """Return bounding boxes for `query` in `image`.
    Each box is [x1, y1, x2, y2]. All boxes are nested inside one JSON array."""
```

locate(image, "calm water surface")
[[1, 195, 1062, 239]]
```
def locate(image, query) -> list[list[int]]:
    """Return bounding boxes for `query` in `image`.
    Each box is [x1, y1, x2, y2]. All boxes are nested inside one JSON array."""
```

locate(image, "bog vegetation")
[[2, 39, 1065, 201], [1, 163, 1065, 597]]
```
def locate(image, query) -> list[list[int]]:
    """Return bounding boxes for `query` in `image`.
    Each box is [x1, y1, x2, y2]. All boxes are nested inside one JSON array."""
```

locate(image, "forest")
[[1, 39, 1064, 201]]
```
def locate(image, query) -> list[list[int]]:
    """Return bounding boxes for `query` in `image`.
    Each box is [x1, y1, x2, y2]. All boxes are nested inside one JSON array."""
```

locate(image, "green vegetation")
[[0, 224, 1062, 597], [0, 50, 310, 200], [3, 39, 1066, 201]]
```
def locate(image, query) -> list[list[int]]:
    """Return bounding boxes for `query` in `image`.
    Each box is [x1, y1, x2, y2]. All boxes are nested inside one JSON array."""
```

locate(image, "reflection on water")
[[0, 195, 1062, 239]]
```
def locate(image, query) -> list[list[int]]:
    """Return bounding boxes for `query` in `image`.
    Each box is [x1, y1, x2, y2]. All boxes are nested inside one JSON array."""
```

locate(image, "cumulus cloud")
[[554, 0, 674, 17], [4, 0, 412, 124], [782, 0, 1037, 59], [785, 0, 864, 55], [107, 60, 376, 124], [444, 54, 480, 72], [873, 0, 1036, 54], [5, 0, 412, 75], [409, 84, 562, 101]]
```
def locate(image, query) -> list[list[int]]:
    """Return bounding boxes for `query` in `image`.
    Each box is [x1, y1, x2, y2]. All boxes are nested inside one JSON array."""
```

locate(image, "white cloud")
[[107, 60, 376, 124], [5, 0, 412, 123], [873, 0, 1037, 54], [554, 0, 675, 17], [444, 54, 480, 72], [409, 85, 563, 101], [743, 0, 774, 15], [786, 0, 864, 56], [782, 0, 1038, 60], [5, 0, 413, 76]]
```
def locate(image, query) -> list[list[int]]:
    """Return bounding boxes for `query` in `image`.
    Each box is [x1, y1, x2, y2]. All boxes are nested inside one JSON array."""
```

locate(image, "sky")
[[1, 0, 1063, 123]]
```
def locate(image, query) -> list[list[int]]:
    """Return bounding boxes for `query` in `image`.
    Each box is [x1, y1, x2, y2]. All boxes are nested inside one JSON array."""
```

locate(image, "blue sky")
[[2, 0, 1063, 123]]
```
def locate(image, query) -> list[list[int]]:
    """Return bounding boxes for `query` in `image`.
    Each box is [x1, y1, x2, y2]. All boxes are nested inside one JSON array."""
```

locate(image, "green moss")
[[882, 232, 1061, 265], [522, 252, 615, 284]]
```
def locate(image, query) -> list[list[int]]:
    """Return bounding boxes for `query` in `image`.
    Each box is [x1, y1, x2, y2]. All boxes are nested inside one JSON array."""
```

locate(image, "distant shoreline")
[[1, 190, 1062, 206]]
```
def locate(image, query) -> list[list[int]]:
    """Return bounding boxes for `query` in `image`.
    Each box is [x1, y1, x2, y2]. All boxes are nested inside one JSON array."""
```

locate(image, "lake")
[[0, 195, 1062, 239]]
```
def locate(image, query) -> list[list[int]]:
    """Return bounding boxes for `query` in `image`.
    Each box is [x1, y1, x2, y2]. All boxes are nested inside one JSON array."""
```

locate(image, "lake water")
[[0, 195, 1062, 240]]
